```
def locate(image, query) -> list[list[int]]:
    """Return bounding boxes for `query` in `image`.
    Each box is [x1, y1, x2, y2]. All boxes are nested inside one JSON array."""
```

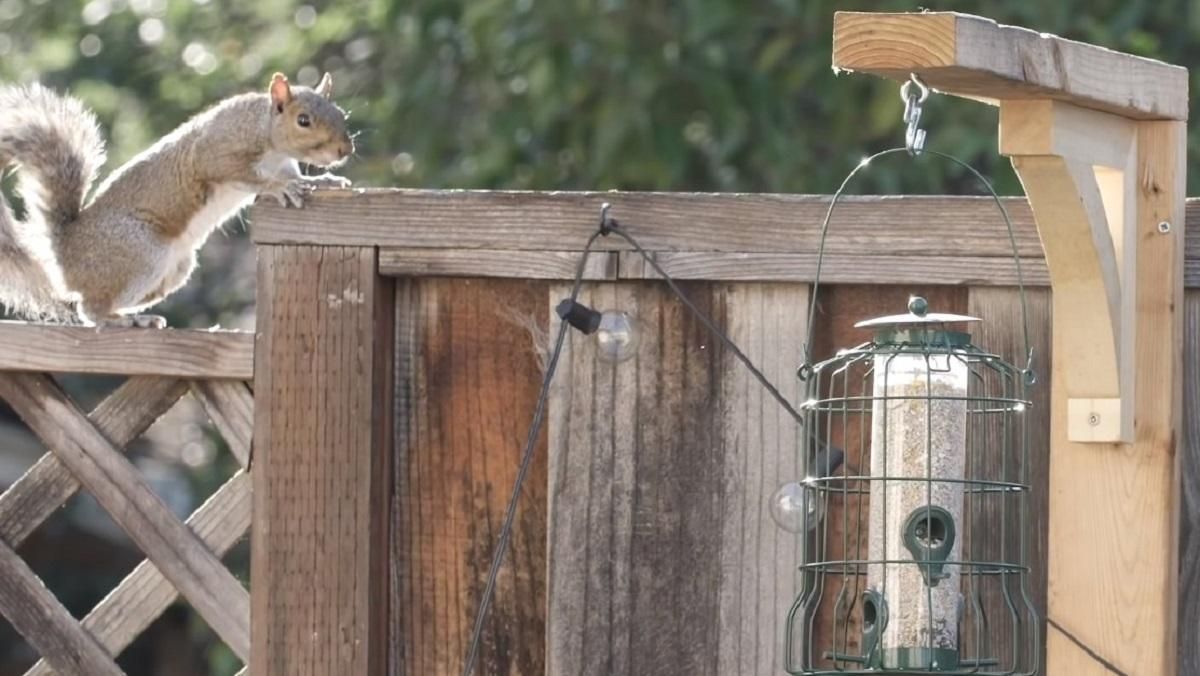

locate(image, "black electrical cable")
[[603, 215, 808, 426], [459, 229, 602, 676], [461, 211, 834, 676]]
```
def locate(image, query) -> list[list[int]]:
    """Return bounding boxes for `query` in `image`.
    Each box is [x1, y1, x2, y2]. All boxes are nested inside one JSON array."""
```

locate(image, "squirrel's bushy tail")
[[0, 83, 105, 319]]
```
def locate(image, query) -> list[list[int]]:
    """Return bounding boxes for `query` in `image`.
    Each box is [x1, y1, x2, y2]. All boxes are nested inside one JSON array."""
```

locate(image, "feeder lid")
[[854, 295, 980, 329]]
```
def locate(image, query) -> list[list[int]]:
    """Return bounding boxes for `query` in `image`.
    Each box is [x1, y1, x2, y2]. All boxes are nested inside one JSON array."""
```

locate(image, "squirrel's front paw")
[[268, 180, 312, 208], [306, 173, 352, 189]]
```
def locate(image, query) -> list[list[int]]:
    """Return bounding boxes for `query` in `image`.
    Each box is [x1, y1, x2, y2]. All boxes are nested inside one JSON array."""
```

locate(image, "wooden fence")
[[0, 326, 253, 675], [0, 189, 1196, 675]]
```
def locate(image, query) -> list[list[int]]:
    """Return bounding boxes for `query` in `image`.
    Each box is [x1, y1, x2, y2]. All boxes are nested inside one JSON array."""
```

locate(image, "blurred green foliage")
[[3, 0, 1200, 202], [2, 0, 1199, 673]]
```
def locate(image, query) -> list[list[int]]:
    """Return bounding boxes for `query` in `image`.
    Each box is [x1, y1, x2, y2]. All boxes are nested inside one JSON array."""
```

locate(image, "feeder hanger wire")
[[800, 73, 1037, 385]]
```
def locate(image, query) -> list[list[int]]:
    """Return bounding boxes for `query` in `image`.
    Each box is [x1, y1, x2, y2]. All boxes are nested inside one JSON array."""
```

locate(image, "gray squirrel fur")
[[0, 71, 353, 327]]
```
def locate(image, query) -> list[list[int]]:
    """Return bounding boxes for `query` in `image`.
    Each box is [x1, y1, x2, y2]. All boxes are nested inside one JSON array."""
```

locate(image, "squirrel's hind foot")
[[95, 314, 168, 329]]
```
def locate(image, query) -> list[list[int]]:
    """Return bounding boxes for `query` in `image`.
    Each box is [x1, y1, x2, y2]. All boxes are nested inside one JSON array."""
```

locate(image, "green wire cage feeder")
[[781, 141, 1041, 675]]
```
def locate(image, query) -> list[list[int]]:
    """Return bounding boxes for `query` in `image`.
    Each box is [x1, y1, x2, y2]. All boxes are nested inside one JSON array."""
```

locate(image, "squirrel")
[[0, 71, 353, 328]]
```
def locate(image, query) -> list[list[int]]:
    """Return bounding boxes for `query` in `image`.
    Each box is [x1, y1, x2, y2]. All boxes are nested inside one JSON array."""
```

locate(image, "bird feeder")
[[787, 295, 1038, 675], [827, 12, 1186, 674]]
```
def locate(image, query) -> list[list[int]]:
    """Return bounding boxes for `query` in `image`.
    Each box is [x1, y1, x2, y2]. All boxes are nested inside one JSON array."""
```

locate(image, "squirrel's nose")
[[338, 141, 353, 159]]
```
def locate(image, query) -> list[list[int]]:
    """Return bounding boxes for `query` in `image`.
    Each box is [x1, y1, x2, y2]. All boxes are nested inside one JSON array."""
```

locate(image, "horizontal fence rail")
[[254, 191, 1200, 286]]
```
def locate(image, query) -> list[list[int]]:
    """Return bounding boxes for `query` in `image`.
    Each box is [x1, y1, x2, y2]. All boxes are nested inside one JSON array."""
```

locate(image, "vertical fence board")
[[390, 278, 548, 676], [546, 281, 810, 676], [1179, 289, 1200, 675], [251, 245, 393, 676], [968, 286, 1052, 671], [714, 283, 809, 675]]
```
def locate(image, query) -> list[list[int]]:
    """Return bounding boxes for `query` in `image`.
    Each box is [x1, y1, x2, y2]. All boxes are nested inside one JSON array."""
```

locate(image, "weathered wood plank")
[[252, 246, 392, 676], [1045, 120, 1183, 674], [0, 377, 186, 547], [190, 380, 254, 468], [619, 251, 1051, 286], [0, 373, 250, 662], [254, 191, 1200, 268], [714, 283, 808, 674], [252, 191, 1046, 255], [374, 247, 1200, 288], [24, 471, 252, 676], [0, 538, 123, 676], [547, 281, 811, 675], [832, 12, 1188, 120], [1180, 290, 1200, 675], [380, 248, 617, 279], [0, 323, 252, 378], [967, 286, 1052, 671], [390, 278, 547, 676]]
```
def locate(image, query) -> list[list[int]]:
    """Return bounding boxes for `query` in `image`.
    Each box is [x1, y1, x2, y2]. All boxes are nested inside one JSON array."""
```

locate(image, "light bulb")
[[770, 481, 824, 534], [595, 310, 639, 363]]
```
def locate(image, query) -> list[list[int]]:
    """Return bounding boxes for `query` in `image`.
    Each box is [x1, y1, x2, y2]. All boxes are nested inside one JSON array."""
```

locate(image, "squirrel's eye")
[[297, 113, 311, 128]]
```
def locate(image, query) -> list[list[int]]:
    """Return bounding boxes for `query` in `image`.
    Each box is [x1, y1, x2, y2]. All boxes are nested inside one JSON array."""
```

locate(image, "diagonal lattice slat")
[[0, 537, 124, 676], [0, 377, 187, 546], [24, 471, 251, 676], [24, 380, 254, 676], [0, 373, 250, 661], [190, 380, 254, 468]]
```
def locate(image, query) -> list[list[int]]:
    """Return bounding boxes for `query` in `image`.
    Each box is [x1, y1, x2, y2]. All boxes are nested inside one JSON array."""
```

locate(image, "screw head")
[[1088, 413, 1101, 427], [1158, 221, 1171, 234]]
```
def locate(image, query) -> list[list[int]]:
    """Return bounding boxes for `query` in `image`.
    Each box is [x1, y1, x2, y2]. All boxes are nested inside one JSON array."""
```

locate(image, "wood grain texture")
[[254, 191, 1200, 274], [251, 191, 1046, 255], [1179, 290, 1200, 675], [968, 286, 1052, 671], [0, 538, 123, 676], [0, 373, 250, 662], [0, 376, 186, 547], [24, 471, 252, 676], [390, 278, 547, 676], [545, 281, 811, 675], [0, 323, 252, 378], [190, 380, 254, 468], [713, 283, 809, 674], [251, 246, 393, 676], [380, 248, 617, 280], [619, 251, 1051, 286], [1045, 120, 1184, 675], [833, 12, 1188, 120]]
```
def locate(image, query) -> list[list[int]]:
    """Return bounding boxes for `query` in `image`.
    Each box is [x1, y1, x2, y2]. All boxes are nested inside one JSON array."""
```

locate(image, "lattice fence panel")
[[0, 373, 253, 676]]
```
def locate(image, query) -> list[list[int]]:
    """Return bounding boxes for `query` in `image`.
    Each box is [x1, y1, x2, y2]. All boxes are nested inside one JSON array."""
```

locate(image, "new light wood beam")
[[833, 11, 1188, 121]]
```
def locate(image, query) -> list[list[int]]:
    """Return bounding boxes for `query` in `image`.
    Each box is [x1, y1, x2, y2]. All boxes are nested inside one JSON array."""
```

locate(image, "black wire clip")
[[556, 298, 601, 335]]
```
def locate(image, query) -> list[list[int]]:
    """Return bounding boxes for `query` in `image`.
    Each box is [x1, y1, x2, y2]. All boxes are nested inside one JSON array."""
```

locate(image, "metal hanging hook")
[[900, 73, 929, 154]]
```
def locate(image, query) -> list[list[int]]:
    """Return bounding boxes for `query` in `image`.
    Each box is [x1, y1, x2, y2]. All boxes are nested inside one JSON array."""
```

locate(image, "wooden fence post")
[[251, 245, 394, 676]]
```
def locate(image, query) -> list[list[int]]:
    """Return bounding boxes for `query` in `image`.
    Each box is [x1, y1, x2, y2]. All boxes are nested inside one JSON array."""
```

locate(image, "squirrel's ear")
[[316, 72, 333, 99], [269, 72, 292, 112]]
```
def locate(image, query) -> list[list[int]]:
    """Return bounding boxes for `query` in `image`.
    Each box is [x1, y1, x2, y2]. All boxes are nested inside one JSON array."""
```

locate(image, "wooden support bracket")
[[1001, 100, 1139, 442], [834, 10, 1186, 675]]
